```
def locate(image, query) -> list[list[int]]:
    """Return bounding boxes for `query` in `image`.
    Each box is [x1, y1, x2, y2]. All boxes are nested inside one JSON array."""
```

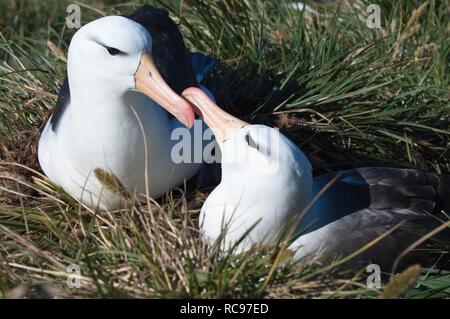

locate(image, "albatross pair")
[[38, 6, 450, 270]]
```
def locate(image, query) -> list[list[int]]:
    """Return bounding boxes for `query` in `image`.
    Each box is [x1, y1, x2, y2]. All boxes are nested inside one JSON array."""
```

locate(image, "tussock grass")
[[0, 0, 449, 298]]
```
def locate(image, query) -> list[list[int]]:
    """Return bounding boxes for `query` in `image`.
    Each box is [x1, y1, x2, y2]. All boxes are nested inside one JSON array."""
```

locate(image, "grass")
[[0, 0, 449, 298]]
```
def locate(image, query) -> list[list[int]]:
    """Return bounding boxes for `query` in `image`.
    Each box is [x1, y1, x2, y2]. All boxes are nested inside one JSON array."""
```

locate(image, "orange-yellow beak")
[[182, 87, 248, 143], [135, 52, 195, 128]]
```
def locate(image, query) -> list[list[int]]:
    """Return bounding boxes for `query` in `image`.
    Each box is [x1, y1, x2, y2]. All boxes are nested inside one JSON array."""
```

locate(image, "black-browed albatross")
[[38, 6, 217, 210], [182, 87, 450, 271]]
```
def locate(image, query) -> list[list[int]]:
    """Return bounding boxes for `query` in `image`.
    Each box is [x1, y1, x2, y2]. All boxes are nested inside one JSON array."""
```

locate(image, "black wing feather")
[[50, 77, 70, 132], [313, 167, 450, 213], [304, 167, 450, 233], [299, 207, 450, 271]]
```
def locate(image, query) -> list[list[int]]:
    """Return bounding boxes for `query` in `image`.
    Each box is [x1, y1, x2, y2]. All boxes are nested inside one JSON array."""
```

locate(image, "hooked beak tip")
[[178, 101, 195, 128], [135, 52, 196, 128]]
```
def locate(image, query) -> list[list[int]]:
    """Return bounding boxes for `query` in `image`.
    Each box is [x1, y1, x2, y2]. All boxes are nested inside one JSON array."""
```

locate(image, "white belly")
[[38, 91, 204, 210]]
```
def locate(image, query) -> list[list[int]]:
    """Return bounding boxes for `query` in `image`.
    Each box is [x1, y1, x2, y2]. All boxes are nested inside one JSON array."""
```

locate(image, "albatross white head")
[[67, 16, 195, 127], [182, 87, 313, 250]]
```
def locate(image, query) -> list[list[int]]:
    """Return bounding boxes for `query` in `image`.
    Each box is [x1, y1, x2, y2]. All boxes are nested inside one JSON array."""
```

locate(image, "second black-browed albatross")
[[38, 6, 217, 210], [183, 87, 450, 271]]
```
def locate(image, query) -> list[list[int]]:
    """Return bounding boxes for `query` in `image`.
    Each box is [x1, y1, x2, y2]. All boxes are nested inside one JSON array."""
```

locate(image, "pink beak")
[[135, 52, 195, 128], [181, 87, 248, 143]]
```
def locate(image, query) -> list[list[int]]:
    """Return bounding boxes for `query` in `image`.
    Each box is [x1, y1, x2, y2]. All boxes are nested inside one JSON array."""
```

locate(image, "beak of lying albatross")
[[134, 52, 195, 128], [181, 87, 248, 143]]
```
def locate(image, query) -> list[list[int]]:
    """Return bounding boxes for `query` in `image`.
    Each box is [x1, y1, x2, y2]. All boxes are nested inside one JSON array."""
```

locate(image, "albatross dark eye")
[[245, 133, 257, 149], [106, 47, 123, 56]]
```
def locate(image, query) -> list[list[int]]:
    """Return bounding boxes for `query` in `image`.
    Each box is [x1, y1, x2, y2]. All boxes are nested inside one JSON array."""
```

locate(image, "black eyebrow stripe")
[[106, 47, 124, 56], [91, 38, 127, 55]]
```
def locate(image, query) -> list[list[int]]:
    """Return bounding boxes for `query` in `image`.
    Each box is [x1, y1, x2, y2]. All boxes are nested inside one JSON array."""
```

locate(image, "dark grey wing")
[[295, 207, 450, 271], [49, 77, 70, 132], [127, 5, 197, 94], [302, 167, 450, 233]]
